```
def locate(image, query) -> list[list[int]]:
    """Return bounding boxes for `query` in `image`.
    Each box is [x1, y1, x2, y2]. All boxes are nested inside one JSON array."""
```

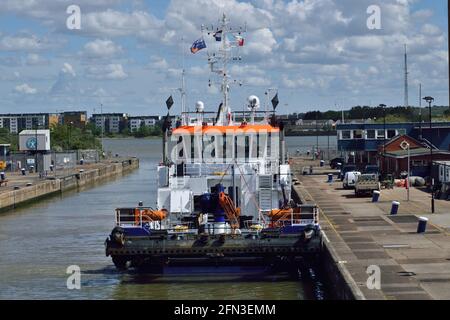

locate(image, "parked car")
[[343, 171, 361, 189], [355, 174, 381, 197], [330, 157, 345, 169], [339, 164, 357, 181]]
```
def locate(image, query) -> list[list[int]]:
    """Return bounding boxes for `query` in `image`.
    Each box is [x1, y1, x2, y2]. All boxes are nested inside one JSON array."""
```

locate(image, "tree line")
[[301, 105, 450, 122]]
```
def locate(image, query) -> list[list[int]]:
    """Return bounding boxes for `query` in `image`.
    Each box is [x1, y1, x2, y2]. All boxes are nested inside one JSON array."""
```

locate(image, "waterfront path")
[[292, 157, 450, 300]]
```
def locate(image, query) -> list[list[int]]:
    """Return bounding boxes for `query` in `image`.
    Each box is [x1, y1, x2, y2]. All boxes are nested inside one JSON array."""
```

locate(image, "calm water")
[[0, 137, 334, 300]]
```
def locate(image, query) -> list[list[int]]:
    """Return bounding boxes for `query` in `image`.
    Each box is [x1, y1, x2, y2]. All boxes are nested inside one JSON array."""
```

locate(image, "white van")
[[343, 171, 361, 189]]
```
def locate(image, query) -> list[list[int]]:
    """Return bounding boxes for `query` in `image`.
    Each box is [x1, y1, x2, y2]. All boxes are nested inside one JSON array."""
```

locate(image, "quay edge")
[[292, 185, 366, 300], [0, 157, 139, 212]]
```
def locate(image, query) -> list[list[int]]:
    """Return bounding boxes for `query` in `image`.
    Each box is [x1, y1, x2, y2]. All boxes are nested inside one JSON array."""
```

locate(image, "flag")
[[271, 93, 279, 110], [190, 38, 206, 54], [213, 30, 222, 41], [235, 35, 244, 46], [166, 95, 174, 110]]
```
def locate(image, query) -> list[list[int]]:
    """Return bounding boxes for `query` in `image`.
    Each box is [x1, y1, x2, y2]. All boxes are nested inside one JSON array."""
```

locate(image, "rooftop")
[[384, 147, 450, 158]]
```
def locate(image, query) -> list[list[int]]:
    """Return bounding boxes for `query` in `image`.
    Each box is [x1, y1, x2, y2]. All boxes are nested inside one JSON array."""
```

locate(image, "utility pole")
[[315, 111, 319, 160], [423, 96, 435, 213], [419, 83, 422, 140], [380, 104, 387, 174], [404, 44, 409, 109]]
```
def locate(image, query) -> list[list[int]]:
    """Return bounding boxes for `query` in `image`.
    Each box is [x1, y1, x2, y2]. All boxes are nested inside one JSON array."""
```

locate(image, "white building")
[[128, 116, 158, 132]]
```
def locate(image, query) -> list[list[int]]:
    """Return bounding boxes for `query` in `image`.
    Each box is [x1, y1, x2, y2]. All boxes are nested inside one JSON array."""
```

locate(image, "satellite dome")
[[195, 101, 205, 113], [247, 95, 260, 109]]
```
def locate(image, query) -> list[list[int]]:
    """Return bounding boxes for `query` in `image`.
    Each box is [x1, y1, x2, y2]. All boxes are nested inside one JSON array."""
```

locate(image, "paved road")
[[292, 158, 450, 300]]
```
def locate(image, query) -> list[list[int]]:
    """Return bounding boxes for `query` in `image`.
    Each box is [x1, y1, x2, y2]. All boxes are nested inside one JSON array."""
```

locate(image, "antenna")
[[202, 13, 247, 125], [404, 44, 409, 109], [181, 36, 187, 125]]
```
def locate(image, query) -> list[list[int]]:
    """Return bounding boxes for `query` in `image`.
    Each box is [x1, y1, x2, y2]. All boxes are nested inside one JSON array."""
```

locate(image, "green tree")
[[50, 124, 102, 151]]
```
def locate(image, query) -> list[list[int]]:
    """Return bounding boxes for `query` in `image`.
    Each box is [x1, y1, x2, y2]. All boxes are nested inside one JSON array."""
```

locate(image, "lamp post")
[[423, 96, 435, 213], [401, 141, 411, 202], [34, 123, 38, 173], [68, 121, 73, 150], [379, 104, 387, 174]]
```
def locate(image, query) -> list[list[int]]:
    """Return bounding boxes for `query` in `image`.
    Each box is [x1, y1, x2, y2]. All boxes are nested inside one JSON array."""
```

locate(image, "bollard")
[[80, 159, 84, 165], [21, 168, 26, 176], [390, 201, 400, 215], [372, 190, 381, 203], [327, 174, 333, 183], [417, 217, 428, 234], [320, 160, 325, 167], [0, 172, 5, 181]]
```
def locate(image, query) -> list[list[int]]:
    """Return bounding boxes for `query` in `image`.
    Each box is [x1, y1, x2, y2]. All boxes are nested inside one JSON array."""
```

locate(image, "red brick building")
[[379, 135, 450, 178]]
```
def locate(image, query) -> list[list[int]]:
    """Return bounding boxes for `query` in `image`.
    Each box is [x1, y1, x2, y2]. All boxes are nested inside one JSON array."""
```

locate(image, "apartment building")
[[0, 113, 57, 133], [91, 113, 128, 134], [62, 111, 87, 128], [128, 116, 158, 132]]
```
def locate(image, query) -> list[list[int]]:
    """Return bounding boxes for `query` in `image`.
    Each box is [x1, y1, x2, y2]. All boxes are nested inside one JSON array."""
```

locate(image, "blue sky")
[[0, 0, 448, 116]]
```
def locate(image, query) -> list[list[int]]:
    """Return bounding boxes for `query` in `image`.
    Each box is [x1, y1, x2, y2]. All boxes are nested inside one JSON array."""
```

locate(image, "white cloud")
[[0, 34, 44, 51], [14, 83, 37, 94], [83, 39, 123, 59], [62, 63, 76, 77], [26, 53, 49, 66], [0, 0, 448, 113], [82, 9, 164, 39], [85, 63, 128, 80], [149, 56, 169, 69]]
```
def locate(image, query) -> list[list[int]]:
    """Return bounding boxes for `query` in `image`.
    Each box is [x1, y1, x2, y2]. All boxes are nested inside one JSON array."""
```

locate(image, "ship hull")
[[105, 230, 323, 270]]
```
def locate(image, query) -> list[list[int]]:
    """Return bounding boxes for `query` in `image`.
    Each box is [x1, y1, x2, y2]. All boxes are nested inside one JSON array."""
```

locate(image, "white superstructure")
[[155, 14, 291, 232]]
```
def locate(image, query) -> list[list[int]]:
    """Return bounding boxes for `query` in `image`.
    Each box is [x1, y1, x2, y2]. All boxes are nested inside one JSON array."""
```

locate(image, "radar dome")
[[247, 95, 260, 109], [195, 101, 205, 113]]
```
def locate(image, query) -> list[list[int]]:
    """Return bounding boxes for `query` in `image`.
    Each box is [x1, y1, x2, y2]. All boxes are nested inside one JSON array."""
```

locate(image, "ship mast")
[[203, 13, 246, 125]]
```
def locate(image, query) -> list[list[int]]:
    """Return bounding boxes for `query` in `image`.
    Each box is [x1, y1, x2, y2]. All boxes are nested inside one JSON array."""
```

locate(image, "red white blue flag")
[[190, 38, 206, 54], [235, 35, 244, 46]]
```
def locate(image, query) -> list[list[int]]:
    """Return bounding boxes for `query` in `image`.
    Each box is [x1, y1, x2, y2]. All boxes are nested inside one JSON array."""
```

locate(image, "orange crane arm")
[[218, 192, 241, 229]]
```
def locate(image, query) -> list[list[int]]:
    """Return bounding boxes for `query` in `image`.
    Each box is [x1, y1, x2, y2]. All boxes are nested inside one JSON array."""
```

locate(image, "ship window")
[[342, 130, 351, 139], [223, 133, 226, 162], [191, 135, 194, 162], [377, 130, 385, 139], [267, 132, 271, 157], [256, 133, 260, 158], [245, 136, 250, 161], [211, 136, 215, 158]]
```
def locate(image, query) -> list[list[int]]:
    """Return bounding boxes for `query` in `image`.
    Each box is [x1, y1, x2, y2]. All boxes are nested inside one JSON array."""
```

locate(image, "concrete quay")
[[0, 157, 139, 211], [291, 157, 450, 300]]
